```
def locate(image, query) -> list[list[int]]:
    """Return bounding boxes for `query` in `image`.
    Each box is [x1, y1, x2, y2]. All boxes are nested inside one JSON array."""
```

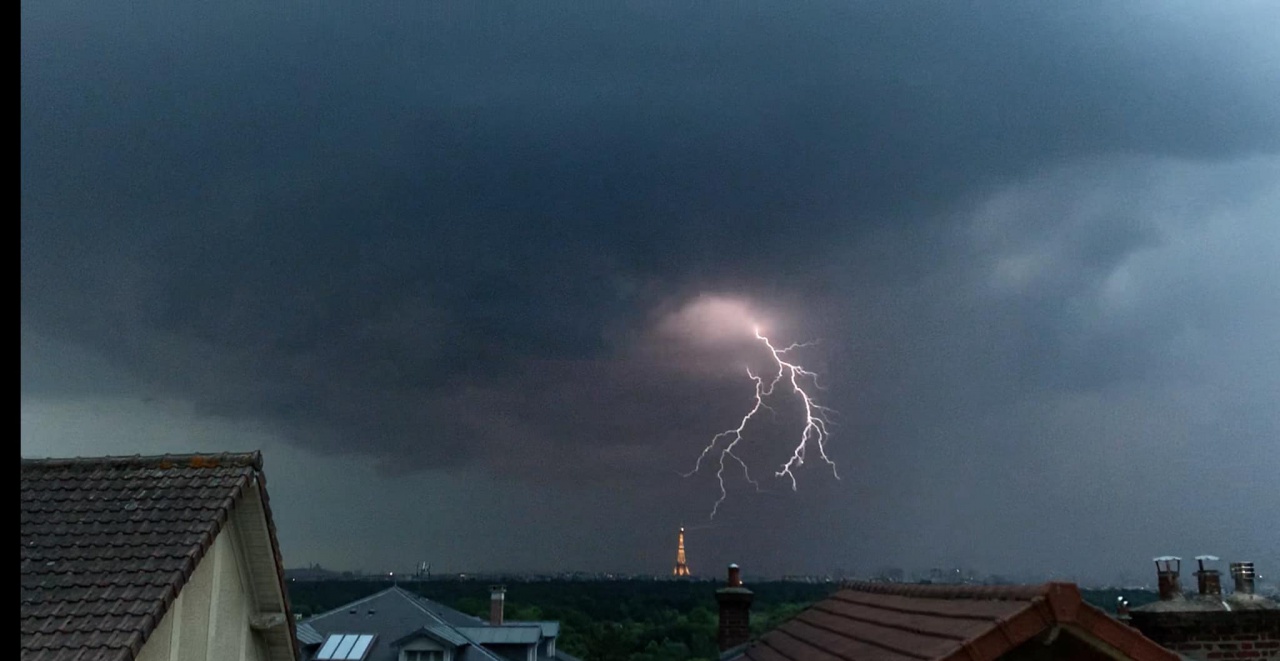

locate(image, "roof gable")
[[390, 625, 470, 648], [21, 451, 297, 661], [305, 587, 486, 637], [734, 581, 1179, 661]]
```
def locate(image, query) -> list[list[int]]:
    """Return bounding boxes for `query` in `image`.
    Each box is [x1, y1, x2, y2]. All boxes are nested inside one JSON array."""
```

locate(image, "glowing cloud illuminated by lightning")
[[672, 302, 840, 518], [656, 294, 763, 347]]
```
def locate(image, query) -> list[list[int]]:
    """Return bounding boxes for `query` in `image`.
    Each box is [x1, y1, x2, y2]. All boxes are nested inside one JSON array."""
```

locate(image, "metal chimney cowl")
[[1230, 561, 1256, 595]]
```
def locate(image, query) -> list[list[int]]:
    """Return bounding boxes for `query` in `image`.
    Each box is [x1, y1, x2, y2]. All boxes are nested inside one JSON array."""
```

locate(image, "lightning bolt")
[[683, 326, 839, 517]]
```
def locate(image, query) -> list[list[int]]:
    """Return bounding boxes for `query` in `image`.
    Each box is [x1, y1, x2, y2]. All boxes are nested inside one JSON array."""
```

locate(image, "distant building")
[[673, 527, 691, 577], [297, 585, 580, 661], [1126, 556, 1280, 661], [714, 564, 1179, 661], [21, 452, 297, 661]]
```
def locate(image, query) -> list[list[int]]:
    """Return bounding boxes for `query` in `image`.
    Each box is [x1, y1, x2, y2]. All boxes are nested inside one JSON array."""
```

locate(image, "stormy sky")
[[21, 1, 1280, 582]]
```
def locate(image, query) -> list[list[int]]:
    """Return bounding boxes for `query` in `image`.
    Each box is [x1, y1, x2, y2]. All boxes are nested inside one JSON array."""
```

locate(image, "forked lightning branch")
[[683, 326, 840, 517]]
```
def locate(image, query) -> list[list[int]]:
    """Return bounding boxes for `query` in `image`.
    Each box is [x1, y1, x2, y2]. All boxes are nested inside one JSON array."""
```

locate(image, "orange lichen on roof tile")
[[188, 455, 220, 468]]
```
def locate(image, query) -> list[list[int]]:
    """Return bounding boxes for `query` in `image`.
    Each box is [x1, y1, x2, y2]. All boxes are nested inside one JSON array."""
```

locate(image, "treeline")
[[286, 579, 1158, 661]]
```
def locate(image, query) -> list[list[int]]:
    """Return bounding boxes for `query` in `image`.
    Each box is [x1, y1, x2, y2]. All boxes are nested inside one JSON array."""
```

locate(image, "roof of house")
[[301, 586, 578, 661], [303, 587, 503, 661], [21, 451, 297, 661], [1131, 592, 1280, 613], [727, 581, 1179, 661]]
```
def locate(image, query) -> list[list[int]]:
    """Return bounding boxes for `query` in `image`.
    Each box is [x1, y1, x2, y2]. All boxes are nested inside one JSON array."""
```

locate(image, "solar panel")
[[331, 635, 358, 660], [345, 635, 375, 661], [348, 632, 373, 655], [315, 633, 377, 661], [316, 635, 343, 660]]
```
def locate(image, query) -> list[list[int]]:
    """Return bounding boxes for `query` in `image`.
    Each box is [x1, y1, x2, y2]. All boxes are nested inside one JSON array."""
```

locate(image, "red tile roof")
[[20, 452, 296, 661], [732, 581, 1178, 661]]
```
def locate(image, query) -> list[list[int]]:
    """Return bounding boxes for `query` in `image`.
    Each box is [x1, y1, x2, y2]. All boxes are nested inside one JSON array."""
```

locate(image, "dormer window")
[[397, 638, 451, 661]]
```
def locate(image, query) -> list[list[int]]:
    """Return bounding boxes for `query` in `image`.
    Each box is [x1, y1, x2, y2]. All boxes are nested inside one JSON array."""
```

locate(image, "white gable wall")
[[135, 519, 272, 661]]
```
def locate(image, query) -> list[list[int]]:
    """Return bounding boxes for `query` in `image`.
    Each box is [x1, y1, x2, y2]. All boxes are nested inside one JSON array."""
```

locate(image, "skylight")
[[316, 634, 376, 661]]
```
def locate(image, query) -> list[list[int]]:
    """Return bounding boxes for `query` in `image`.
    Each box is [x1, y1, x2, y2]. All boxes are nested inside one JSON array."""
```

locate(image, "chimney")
[[727, 564, 742, 587], [1154, 556, 1183, 601], [1195, 555, 1222, 597], [716, 563, 753, 653], [1230, 561, 1256, 595], [1115, 596, 1131, 620], [489, 585, 506, 625]]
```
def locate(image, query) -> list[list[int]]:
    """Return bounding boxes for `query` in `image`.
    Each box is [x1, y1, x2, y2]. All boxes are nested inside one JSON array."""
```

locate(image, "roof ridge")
[[22, 452, 264, 472], [395, 586, 454, 625], [398, 587, 487, 625], [841, 580, 1053, 602], [305, 586, 405, 622]]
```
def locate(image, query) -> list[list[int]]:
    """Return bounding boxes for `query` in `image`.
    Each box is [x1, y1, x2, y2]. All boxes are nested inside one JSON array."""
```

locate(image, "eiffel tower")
[[673, 527, 691, 577]]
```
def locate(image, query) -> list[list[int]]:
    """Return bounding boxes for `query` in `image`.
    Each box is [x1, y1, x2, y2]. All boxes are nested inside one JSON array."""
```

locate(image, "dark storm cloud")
[[22, 0, 1280, 575]]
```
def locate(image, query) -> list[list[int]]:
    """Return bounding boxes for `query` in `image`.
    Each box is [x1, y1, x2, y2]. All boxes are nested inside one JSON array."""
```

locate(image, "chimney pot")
[[1230, 562, 1256, 595], [1153, 556, 1182, 601], [1195, 556, 1222, 597], [727, 563, 742, 587]]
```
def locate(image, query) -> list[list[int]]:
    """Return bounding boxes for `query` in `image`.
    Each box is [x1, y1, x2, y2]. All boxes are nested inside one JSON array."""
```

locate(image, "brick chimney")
[[489, 585, 506, 625], [716, 564, 753, 652], [1230, 561, 1256, 595], [1195, 555, 1222, 597], [1154, 556, 1183, 601]]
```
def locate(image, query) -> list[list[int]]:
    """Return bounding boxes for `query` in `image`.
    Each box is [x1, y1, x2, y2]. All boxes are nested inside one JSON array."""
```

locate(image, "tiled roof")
[[297, 622, 326, 646], [20, 452, 296, 661], [732, 581, 1179, 661]]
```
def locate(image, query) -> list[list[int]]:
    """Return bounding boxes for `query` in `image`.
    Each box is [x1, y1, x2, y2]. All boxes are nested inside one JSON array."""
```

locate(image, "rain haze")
[[21, 1, 1280, 583]]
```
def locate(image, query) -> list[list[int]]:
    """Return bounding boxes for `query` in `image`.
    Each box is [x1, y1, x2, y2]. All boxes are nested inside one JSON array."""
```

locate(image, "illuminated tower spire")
[[673, 527, 691, 577]]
